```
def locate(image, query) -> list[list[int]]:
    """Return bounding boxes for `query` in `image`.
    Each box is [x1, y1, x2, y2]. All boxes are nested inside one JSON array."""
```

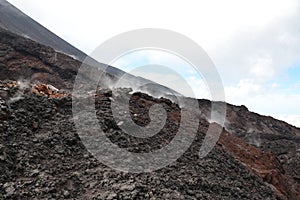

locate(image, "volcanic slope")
[[0, 81, 299, 199], [0, 3, 300, 198]]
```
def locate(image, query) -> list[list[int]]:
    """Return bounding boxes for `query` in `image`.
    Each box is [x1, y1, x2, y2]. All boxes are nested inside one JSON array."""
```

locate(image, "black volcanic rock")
[[0, 84, 284, 199]]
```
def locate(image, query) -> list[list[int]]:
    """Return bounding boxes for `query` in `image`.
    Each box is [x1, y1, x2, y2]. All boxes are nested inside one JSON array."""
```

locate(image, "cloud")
[[224, 75, 300, 127], [226, 85, 300, 124], [225, 79, 263, 101], [8, 0, 297, 55], [249, 55, 275, 81], [273, 114, 300, 128], [210, 2, 300, 85]]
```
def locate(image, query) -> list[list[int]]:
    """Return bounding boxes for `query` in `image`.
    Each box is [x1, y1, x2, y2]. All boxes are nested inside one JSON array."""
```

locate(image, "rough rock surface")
[[0, 84, 275, 199], [0, 82, 299, 199]]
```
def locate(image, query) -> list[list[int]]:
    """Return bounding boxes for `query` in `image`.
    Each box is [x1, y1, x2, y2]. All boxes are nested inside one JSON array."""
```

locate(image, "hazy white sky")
[[8, 0, 300, 127]]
